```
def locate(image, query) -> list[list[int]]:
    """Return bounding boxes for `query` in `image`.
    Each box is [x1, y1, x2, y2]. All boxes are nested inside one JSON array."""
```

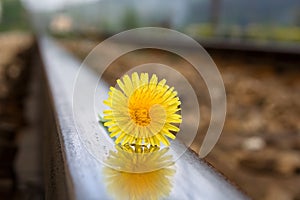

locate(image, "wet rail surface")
[[36, 36, 249, 199], [51, 35, 300, 200]]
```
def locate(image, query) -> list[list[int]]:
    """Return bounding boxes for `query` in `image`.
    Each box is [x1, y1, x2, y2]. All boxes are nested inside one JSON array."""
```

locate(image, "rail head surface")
[[37, 36, 249, 200]]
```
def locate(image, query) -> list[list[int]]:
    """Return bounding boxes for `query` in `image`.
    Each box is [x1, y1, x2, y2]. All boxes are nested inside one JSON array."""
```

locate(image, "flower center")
[[130, 108, 151, 126]]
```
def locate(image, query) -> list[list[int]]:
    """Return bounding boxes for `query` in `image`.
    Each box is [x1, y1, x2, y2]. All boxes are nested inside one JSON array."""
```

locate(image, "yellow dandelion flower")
[[103, 72, 182, 146], [103, 145, 175, 200]]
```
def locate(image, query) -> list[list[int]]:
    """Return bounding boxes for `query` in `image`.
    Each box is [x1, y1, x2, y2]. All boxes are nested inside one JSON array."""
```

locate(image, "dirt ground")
[[205, 50, 300, 200], [58, 37, 300, 200], [0, 32, 33, 199]]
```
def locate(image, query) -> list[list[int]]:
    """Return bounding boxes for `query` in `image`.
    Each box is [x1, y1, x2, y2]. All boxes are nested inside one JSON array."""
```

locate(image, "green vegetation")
[[185, 24, 214, 38], [185, 23, 300, 42], [122, 8, 139, 29], [0, 0, 30, 31]]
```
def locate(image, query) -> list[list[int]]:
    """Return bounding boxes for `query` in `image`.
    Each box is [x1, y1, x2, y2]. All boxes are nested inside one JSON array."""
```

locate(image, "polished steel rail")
[[36, 36, 249, 200]]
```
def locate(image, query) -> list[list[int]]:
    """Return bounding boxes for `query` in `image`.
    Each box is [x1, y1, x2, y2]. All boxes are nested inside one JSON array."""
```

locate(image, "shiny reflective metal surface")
[[37, 37, 248, 199], [23, 0, 248, 199]]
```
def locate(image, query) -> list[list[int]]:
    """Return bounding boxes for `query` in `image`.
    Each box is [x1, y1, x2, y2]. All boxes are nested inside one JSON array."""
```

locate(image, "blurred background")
[[0, 0, 300, 199], [35, 0, 300, 42]]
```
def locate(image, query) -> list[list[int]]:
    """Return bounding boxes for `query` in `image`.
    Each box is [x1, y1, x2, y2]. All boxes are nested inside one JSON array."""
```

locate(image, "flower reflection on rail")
[[103, 144, 176, 200]]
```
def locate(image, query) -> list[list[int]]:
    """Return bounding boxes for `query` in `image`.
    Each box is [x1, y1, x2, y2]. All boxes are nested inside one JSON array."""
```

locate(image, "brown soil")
[[0, 32, 33, 199]]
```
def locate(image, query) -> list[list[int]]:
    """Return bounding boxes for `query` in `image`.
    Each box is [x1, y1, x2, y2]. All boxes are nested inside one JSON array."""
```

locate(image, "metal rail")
[[35, 36, 249, 200], [199, 38, 300, 55], [105, 33, 300, 57]]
